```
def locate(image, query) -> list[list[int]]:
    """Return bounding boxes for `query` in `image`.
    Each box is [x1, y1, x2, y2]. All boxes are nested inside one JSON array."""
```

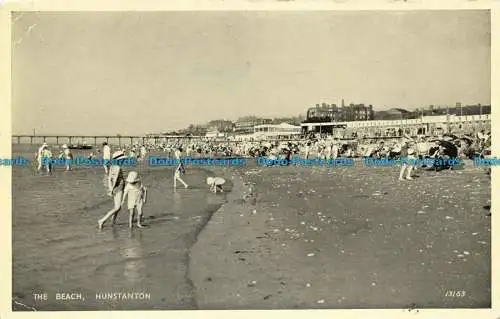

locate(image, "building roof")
[[254, 122, 301, 129], [386, 108, 410, 114]]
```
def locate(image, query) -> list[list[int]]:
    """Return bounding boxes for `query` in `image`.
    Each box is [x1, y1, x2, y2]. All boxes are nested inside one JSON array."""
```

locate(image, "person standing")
[[174, 147, 182, 160], [98, 151, 127, 229], [121, 171, 147, 228], [331, 142, 339, 159], [36, 142, 48, 172], [42, 145, 53, 174], [102, 142, 111, 175], [304, 141, 311, 159], [62, 144, 73, 171], [139, 145, 147, 161], [398, 140, 413, 181]]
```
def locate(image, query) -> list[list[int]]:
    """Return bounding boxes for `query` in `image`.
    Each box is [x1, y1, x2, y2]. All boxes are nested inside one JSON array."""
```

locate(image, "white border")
[[0, 1, 497, 319]]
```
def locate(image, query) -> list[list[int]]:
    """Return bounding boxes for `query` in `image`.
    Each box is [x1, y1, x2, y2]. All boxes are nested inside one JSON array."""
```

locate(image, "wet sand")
[[12, 145, 233, 311], [190, 161, 491, 309]]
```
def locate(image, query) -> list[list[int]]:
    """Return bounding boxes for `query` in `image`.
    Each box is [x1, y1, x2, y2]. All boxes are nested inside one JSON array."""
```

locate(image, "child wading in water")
[[121, 171, 147, 228]]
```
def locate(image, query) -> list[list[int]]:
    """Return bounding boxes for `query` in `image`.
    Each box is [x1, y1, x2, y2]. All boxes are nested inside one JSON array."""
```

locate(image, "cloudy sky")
[[11, 10, 490, 135]]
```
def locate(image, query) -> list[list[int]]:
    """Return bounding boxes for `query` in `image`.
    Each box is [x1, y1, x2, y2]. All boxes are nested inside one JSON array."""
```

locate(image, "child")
[[206, 177, 226, 193], [41, 145, 53, 174], [62, 144, 73, 171], [121, 171, 147, 228], [398, 140, 413, 181]]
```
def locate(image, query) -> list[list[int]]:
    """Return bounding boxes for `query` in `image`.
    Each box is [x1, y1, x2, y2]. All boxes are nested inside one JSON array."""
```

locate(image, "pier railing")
[[11, 135, 149, 146]]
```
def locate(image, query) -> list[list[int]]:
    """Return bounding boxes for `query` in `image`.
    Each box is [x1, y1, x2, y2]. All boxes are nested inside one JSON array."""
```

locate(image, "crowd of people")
[[35, 130, 491, 177], [33, 129, 491, 228]]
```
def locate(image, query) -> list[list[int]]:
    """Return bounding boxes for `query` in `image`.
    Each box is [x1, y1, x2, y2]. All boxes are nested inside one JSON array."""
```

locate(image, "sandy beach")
[[190, 161, 491, 309]]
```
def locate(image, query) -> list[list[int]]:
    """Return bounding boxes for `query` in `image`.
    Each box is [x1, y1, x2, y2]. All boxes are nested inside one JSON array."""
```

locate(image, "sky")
[[11, 10, 491, 135]]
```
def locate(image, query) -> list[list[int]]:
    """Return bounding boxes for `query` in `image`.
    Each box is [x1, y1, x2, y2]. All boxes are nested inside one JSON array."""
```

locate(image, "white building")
[[253, 122, 302, 137], [301, 114, 491, 137]]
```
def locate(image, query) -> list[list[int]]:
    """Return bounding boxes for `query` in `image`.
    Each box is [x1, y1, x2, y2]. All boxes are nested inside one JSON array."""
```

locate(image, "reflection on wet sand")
[[172, 190, 182, 213], [121, 231, 145, 284], [12, 146, 232, 310]]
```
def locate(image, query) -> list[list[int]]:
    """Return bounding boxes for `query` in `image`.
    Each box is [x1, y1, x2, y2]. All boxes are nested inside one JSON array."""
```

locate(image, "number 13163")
[[445, 290, 466, 297]]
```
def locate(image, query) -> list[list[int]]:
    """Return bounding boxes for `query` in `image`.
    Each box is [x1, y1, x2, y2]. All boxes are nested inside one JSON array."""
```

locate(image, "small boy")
[[206, 177, 226, 193], [121, 171, 147, 228], [61, 144, 73, 171]]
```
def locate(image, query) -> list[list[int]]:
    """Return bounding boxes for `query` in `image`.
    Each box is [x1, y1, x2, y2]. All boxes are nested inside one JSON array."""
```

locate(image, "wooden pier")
[[10, 135, 199, 146]]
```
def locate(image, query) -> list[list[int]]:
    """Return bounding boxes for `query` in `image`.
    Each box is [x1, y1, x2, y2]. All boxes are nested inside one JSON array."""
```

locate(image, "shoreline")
[[11, 162, 234, 311]]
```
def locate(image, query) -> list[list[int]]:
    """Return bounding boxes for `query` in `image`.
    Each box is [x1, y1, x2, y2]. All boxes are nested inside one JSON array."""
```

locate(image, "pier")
[[11, 135, 146, 146], [11, 114, 491, 146], [10, 135, 202, 146]]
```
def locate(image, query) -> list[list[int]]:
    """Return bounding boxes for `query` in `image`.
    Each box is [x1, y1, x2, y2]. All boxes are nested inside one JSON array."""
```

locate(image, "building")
[[374, 108, 412, 121], [306, 103, 339, 121], [305, 101, 374, 123], [234, 118, 272, 134], [253, 122, 302, 138], [206, 120, 235, 133], [301, 114, 491, 137]]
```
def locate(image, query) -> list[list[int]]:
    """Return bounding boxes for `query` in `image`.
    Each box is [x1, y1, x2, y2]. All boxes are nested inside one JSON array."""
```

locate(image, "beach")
[[11, 145, 491, 310], [12, 145, 233, 311], [190, 161, 491, 309]]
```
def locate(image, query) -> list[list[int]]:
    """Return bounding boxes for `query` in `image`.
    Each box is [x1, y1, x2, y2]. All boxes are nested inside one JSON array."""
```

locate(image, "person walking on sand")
[[98, 151, 127, 229], [121, 171, 147, 228], [102, 142, 111, 175], [174, 160, 189, 189]]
